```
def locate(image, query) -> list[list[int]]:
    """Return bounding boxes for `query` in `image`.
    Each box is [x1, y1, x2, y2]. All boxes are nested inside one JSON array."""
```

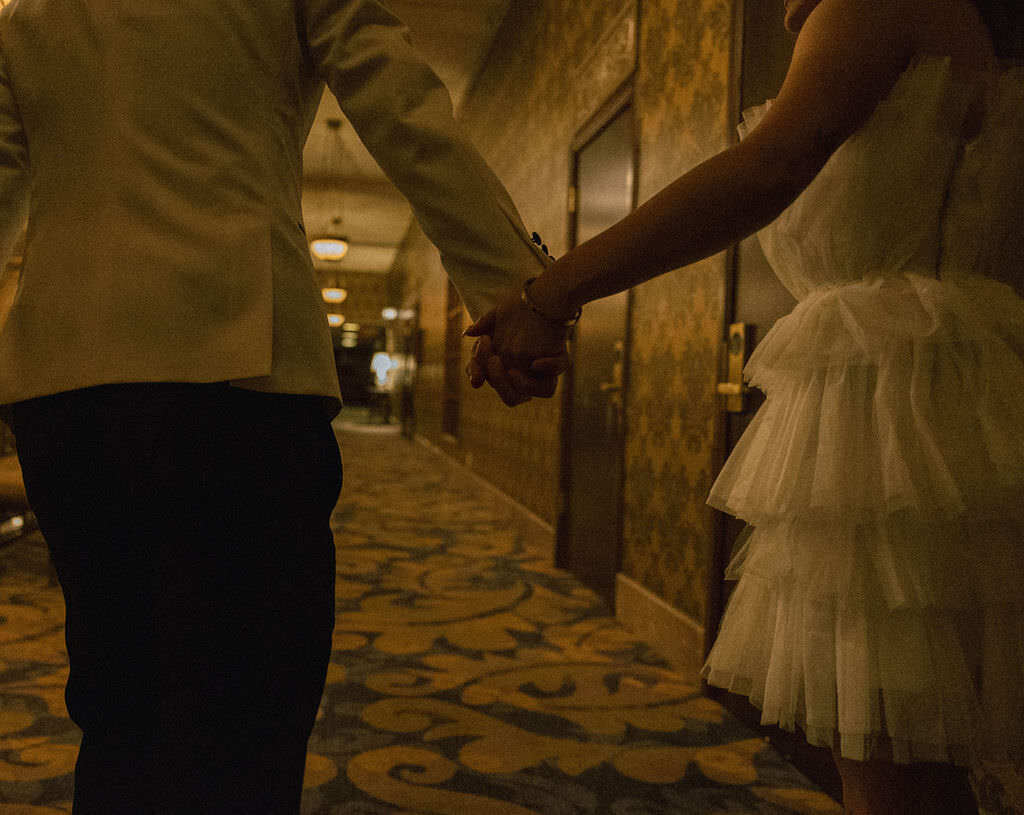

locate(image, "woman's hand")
[[464, 296, 571, 406]]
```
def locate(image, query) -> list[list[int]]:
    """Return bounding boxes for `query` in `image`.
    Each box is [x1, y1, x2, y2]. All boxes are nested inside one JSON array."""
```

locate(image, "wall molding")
[[615, 573, 705, 684], [572, 0, 638, 131]]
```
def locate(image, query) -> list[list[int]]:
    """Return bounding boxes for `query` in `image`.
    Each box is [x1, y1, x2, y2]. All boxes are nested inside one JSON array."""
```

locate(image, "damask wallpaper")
[[623, 0, 733, 626]]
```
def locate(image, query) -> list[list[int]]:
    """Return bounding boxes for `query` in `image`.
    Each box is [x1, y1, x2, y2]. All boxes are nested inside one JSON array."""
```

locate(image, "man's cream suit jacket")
[[0, 0, 548, 412]]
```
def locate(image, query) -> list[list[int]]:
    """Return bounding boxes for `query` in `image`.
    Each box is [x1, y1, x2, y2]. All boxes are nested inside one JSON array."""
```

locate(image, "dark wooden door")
[[557, 98, 635, 603], [398, 305, 422, 440], [441, 280, 463, 439], [706, 2, 842, 803]]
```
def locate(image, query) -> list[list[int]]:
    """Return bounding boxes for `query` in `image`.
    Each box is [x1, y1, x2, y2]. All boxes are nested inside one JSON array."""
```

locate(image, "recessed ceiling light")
[[310, 238, 349, 261], [322, 288, 348, 303]]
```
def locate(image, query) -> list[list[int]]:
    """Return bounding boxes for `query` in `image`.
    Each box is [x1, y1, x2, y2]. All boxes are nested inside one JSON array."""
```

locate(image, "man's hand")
[[464, 294, 570, 407]]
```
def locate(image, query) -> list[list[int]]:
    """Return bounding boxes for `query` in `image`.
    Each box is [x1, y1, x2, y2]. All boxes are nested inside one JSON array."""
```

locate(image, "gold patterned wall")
[[622, 0, 733, 625], [396, 0, 735, 625]]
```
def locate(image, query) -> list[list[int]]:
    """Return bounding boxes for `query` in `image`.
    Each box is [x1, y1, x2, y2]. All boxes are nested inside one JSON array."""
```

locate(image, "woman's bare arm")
[[522, 0, 935, 320]]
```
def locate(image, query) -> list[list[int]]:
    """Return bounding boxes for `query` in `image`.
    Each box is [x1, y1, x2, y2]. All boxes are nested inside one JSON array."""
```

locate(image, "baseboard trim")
[[413, 433, 555, 537], [615, 573, 705, 684]]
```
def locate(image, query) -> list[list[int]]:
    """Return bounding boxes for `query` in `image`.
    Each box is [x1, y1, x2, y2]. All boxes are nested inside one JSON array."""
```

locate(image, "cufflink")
[[531, 232, 553, 260]]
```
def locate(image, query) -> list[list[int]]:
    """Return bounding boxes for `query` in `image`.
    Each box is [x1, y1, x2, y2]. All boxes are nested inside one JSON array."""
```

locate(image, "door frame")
[[555, 80, 637, 597], [398, 302, 422, 440], [704, 1, 842, 800], [706, 0, 748, 665], [441, 279, 464, 443]]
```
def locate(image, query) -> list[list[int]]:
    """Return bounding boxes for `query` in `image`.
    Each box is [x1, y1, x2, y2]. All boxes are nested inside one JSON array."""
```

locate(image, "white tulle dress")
[[702, 56, 1024, 766]]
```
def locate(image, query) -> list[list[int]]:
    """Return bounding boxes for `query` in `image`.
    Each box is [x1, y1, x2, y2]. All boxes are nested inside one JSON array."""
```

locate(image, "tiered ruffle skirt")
[[702, 273, 1024, 765]]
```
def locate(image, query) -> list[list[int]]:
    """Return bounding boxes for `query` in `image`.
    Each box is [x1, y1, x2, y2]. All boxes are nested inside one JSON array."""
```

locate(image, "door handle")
[[601, 339, 625, 431], [717, 322, 750, 413]]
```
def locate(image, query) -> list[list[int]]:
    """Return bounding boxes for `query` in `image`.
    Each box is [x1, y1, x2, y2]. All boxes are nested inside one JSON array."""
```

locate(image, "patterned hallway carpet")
[[306, 419, 841, 814], [0, 415, 843, 813]]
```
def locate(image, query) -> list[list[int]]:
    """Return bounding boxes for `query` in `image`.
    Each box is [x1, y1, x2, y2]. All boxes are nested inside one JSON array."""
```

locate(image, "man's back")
[[0, 0, 546, 408], [0, 0, 328, 403]]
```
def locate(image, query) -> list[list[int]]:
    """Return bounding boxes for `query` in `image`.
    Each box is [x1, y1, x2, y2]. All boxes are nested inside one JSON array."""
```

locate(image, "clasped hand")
[[463, 292, 570, 406]]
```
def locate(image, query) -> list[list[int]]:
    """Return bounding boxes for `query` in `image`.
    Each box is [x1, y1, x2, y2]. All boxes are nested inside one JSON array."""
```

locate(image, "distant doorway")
[[398, 304, 422, 440], [441, 279, 463, 440], [558, 90, 636, 603]]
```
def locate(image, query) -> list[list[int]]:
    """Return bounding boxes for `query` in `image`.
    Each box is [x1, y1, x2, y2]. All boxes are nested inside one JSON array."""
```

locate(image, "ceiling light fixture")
[[322, 287, 348, 303], [311, 239, 349, 261], [310, 117, 351, 263], [326, 313, 345, 327]]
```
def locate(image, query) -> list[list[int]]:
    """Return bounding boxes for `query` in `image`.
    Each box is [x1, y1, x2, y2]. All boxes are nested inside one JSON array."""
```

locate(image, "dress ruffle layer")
[[708, 274, 1024, 524], [702, 528, 1024, 764]]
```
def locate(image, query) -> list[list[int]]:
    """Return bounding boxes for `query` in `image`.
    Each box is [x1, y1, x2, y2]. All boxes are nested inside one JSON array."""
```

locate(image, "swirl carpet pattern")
[[0, 415, 847, 813]]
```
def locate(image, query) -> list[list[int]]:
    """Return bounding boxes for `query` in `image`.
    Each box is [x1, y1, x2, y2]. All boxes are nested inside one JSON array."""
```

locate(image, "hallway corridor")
[[0, 414, 841, 813]]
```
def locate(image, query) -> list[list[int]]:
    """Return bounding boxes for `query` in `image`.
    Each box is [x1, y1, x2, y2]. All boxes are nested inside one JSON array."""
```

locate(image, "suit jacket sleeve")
[[0, 43, 29, 300], [299, 0, 548, 320]]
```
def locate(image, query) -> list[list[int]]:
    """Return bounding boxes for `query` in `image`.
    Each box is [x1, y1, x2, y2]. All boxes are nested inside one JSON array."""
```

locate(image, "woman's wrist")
[[523, 274, 580, 325]]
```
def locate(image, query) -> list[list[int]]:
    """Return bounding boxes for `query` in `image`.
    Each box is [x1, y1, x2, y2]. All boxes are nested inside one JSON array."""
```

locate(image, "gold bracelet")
[[521, 277, 581, 327]]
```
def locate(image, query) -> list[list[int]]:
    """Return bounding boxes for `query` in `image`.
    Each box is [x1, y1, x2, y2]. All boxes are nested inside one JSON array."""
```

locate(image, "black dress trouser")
[[12, 383, 342, 814]]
